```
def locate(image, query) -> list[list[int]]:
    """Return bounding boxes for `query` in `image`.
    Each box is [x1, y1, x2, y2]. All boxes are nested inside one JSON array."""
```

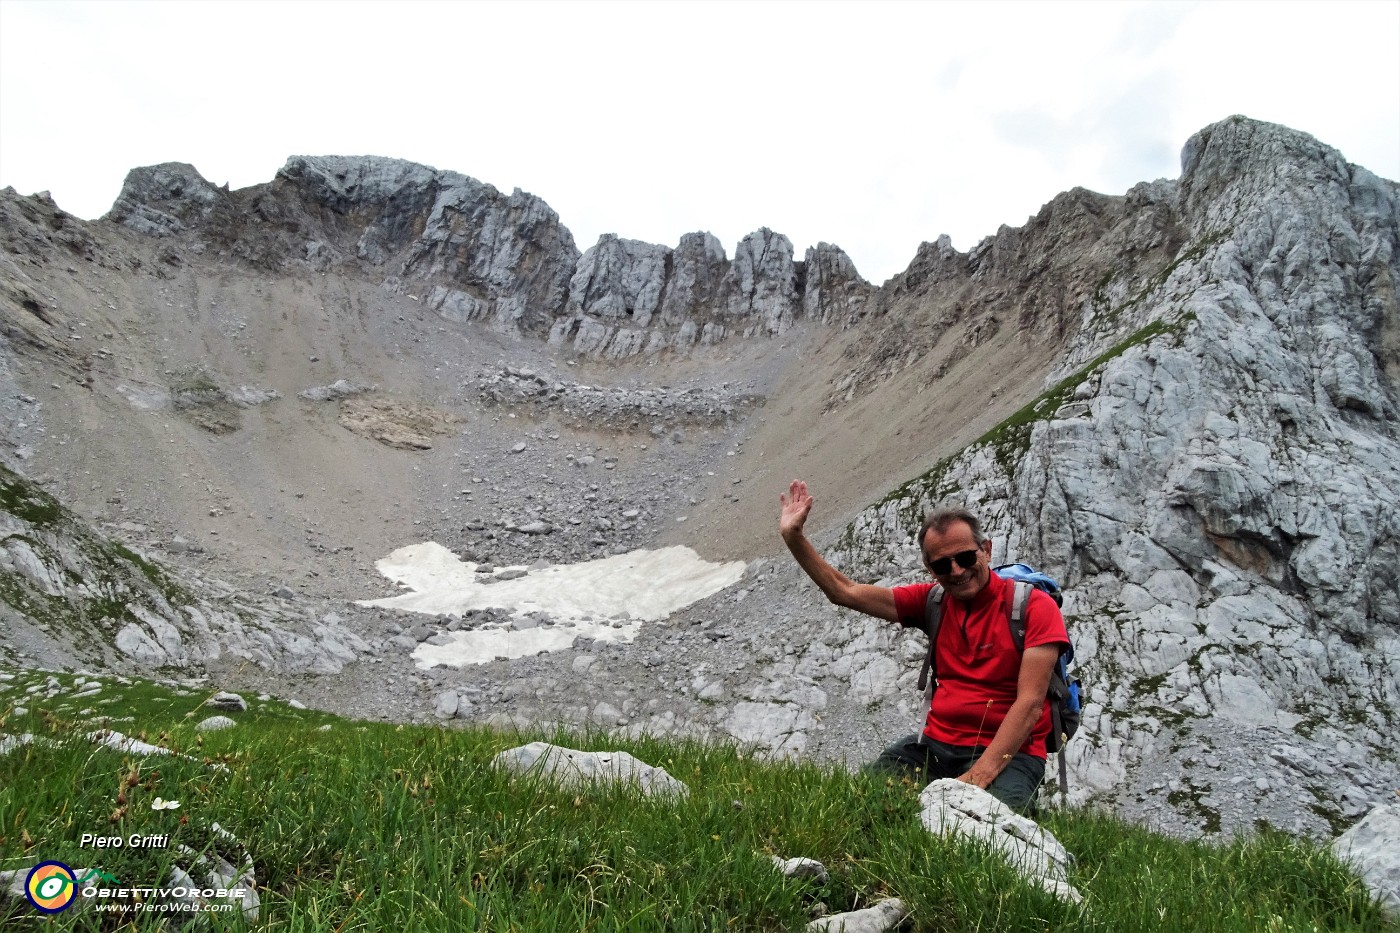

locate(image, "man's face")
[[922, 520, 992, 602]]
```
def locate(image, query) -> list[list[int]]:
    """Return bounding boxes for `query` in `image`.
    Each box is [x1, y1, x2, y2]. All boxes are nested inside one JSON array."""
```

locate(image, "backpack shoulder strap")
[[1006, 580, 1031, 652], [916, 585, 946, 693]]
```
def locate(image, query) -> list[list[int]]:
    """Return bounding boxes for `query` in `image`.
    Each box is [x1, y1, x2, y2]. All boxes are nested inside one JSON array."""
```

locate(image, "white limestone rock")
[[493, 741, 688, 798], [567, 234, 670, 327], [722, 701, 815, 758], [1330, 804, 1400, 917], [919, 779, 1082, 904], [726, 228, 799, 335], [806, 898, 908, 933], [660, 231, 730, 327], [770, 854, 829, 883], [206, 691, 248, 711]]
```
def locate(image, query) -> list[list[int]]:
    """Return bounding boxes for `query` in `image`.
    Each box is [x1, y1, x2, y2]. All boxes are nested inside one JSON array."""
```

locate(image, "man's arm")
[[780, 480, 898, 623], [958, 644, 1058, 789]]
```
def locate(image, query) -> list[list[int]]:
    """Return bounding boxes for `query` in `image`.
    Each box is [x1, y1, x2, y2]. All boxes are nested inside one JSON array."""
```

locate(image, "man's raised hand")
[[779, 479, 814, 541]]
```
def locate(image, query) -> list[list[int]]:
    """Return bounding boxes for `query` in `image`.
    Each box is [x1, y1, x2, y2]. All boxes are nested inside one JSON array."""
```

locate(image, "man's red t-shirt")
[[892, 571, 1069, 759]]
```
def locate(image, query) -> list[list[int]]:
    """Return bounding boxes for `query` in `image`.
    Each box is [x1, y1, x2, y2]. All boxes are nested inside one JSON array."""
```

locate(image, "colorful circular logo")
[[25, 861, 78, 914]]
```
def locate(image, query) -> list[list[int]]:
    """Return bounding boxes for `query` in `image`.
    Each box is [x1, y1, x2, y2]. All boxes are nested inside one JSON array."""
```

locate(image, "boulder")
[[1329, 803, 1400, 917], [493, 742, 688, 798], [918, 779, 1082, 904]]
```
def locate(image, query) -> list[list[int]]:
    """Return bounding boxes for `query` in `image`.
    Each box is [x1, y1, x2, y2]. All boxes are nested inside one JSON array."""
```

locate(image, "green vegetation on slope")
[[0, 464, 196, 651], [1, 669, 1388, 932], [841, 312, 1196, 561]]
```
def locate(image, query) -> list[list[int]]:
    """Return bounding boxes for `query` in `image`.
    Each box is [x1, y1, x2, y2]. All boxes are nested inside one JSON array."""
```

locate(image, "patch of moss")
[[103, 541, 193, 606], [0, 566, 67, 627], [0, 464, 63, 527], [1304, 785, 1351, 837], [1293, 710, 1326, 740], [974, 313, 1195, 477], [169, 366, 241, 434], [1167, 783, 1222, 835], [1131, 672, 1168, 698]]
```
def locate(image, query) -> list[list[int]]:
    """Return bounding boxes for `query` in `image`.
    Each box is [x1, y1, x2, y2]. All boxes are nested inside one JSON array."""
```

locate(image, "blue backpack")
[[917, 563, 1082, 792]]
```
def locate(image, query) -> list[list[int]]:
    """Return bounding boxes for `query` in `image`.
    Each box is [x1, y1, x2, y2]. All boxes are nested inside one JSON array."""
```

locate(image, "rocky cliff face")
[[830, 116, 1400, 836], [102, 157, 871, 357]]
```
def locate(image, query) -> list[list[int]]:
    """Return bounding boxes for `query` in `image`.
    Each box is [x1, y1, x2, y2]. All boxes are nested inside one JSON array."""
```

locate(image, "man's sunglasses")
[[925, 549, 980, 576]]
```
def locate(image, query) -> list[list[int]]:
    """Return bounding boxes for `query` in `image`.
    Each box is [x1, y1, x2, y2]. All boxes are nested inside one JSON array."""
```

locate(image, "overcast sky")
[[2, 0, 1397, 285]]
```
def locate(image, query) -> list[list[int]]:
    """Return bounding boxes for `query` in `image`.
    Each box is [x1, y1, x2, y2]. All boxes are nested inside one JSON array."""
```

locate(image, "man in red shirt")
[[779, 479, 1068, 812]]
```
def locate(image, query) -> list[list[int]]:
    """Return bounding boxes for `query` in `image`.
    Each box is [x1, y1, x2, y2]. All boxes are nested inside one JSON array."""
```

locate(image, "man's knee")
[[985, 755, 1045, 813], [865, 734, 930, 779]]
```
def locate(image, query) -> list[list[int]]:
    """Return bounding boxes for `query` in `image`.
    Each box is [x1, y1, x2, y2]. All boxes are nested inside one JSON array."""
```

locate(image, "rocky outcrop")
[[336, 396, 461, 450], [494, 741, 689, 797], [0, 464, 370, 675], [546, 229, 870, 358], [475, 365, 757, 430], [803, 242, 877, 328], [100, 158, 873, 357], [1329, 803, 1400, 917], [823, 181, 1185, 407], [106, 156, 582, 333], [829, 117, 1400, 838], [104, 162, 226, 237]]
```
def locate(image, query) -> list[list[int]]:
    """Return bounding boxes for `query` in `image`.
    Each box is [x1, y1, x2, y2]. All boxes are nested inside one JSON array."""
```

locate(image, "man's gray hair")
[[918, 506, 986, 549]]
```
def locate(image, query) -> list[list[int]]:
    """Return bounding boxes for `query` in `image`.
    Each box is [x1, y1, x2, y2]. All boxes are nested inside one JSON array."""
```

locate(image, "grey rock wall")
[[830, 117, 1400, 838], [546, 229, 870, 358], [105, 159, 872, 357]]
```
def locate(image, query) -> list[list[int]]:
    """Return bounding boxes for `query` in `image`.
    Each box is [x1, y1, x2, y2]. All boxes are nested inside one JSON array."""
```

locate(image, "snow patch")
[[357, 542, 745, 668]]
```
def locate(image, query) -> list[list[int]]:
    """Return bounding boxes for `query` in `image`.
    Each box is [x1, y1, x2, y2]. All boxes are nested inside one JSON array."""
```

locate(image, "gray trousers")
[[867, 733, 1045, 813]]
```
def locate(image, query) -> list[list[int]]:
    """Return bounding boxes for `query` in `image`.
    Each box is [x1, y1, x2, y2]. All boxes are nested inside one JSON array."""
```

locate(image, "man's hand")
[[957, 766, 995, 790], [779, 480, 813, 541], [778, 478, 900, 623]]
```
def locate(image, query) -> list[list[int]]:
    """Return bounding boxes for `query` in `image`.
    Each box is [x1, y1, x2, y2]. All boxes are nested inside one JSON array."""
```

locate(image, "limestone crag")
[[823, 181, 1185, 408], [803, 242, 877, 328], [103, 160, 870, 357], [105, 161, 226, 238], [831, 117, 1400, 838], [547, 229, 868, 358]]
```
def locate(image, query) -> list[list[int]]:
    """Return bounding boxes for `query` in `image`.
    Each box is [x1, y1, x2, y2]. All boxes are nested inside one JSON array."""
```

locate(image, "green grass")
[[1, 669, 1391, 931]]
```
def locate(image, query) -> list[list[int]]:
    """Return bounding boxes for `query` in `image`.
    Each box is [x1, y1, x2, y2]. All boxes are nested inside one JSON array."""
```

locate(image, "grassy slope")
[[1, 670, 1391, 932]]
